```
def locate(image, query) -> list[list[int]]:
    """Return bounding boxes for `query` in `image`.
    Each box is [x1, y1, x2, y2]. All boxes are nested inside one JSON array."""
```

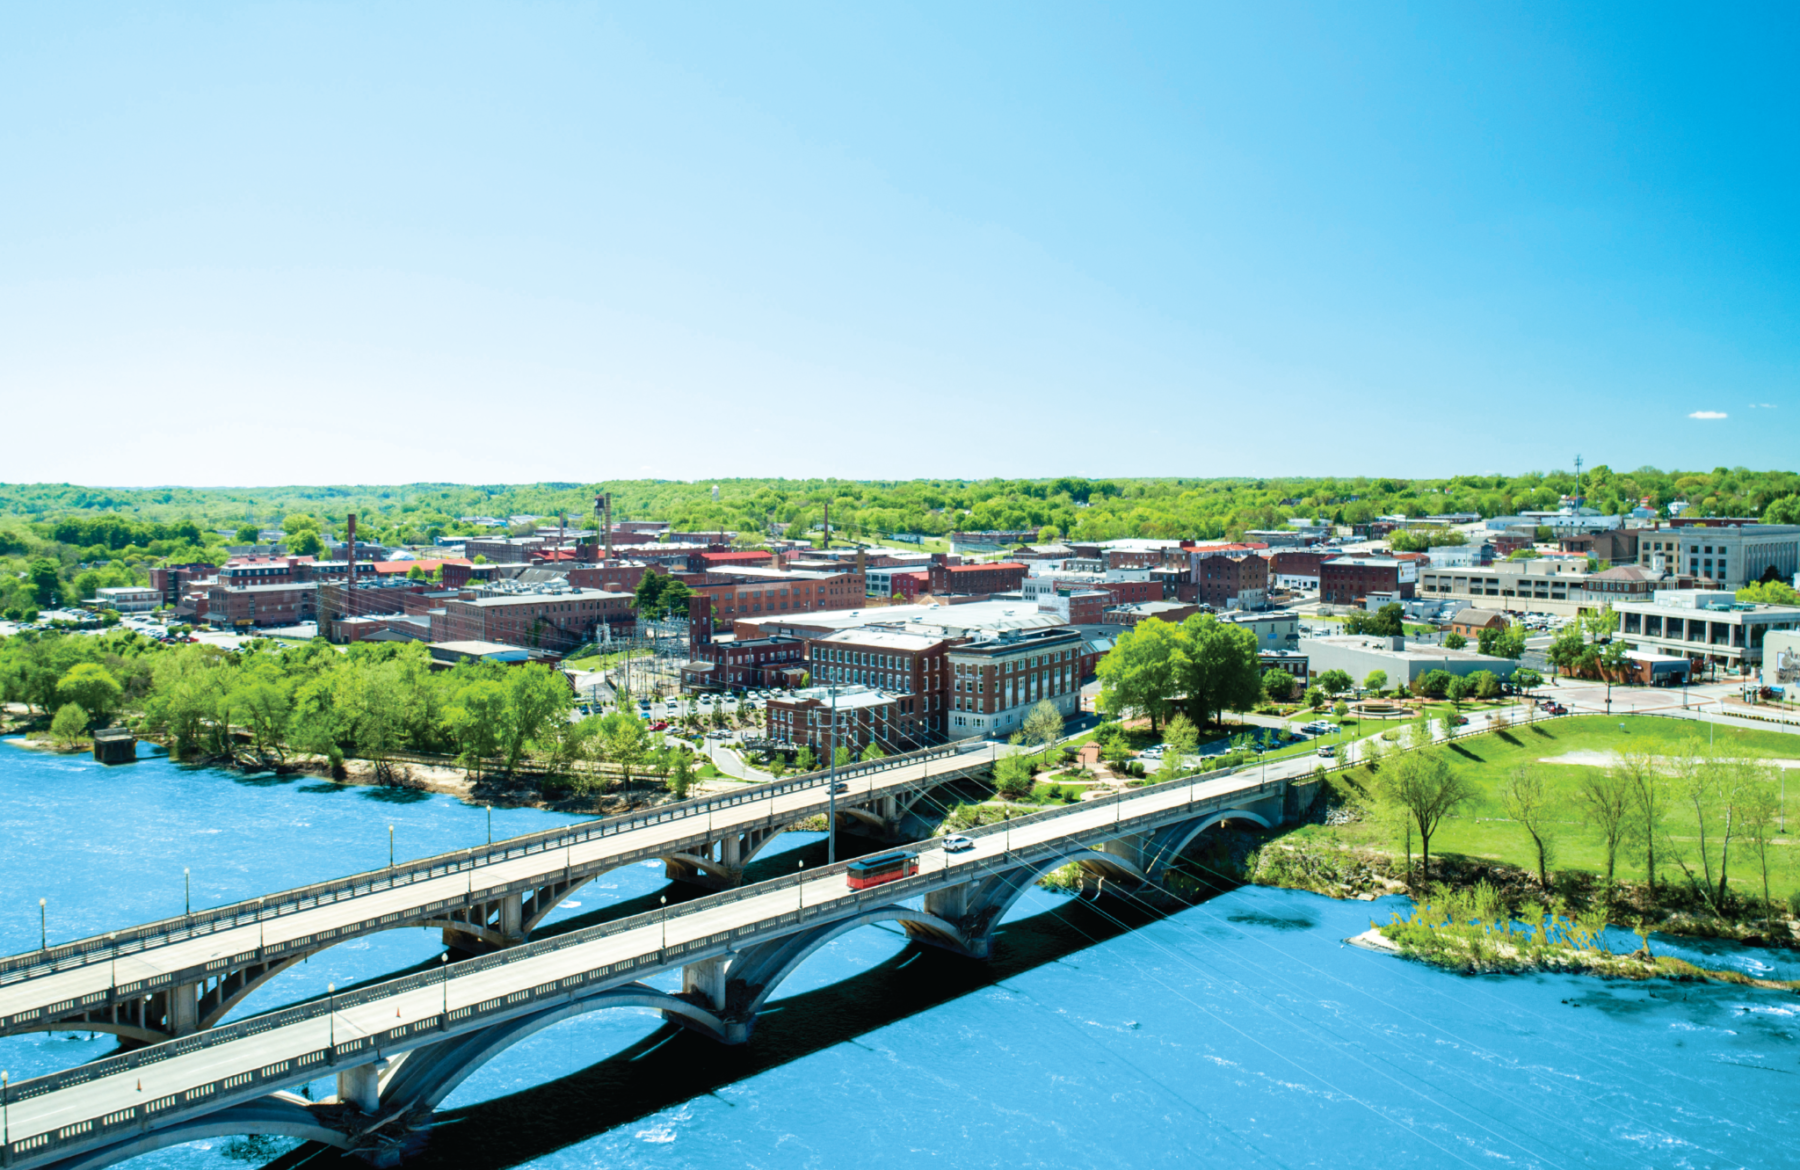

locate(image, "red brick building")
[[698, 550, 775, 570], [432, 588, 635, 651], [1320, 557, 1416, 605], [692, 568, 866, 623], [945, 627, 1084, 740], [767, 687, 902, 753], [1266, 550, 1332, 590], [925, 558, 1027, 596], [205, 582, 318, 628], [1192, 552, 1269, 609], [807, 627, 954, 746]]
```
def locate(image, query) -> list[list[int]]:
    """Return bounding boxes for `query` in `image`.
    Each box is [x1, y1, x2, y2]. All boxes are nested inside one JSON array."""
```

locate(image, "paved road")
[[0, 743, 996, 1038], [3, 765, 1281, 1159]]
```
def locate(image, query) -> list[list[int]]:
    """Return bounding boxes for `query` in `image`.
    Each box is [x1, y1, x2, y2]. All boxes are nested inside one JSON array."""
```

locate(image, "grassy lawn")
[[1308, 714, 1800, 900]]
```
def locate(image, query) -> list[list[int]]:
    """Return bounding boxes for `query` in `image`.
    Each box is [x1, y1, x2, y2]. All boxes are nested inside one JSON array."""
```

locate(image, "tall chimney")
[[345, 513, 356, 639]]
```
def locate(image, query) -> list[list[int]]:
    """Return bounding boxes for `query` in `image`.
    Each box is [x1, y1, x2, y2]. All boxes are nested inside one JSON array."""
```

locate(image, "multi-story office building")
[[1615, 590, 1800, 675], [945, 626, 1084, 740], [1631, 524, 1800, 588]]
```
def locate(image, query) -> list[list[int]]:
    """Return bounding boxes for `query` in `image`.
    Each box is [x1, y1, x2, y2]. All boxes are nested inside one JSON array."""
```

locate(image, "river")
[[2, 743, 1794, 1169]]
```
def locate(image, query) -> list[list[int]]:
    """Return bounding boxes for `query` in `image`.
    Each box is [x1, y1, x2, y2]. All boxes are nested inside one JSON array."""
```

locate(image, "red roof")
[[702, 550, 774, 562], [946, 561, 1026, 572]]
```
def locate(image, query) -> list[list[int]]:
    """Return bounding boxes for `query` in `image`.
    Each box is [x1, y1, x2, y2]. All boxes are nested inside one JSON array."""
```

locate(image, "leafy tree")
[[1546, 626, 1586, 677], [860, 741, 886, 762], [1343, 603, 1404, 637], [58, 662, 122, 725], [1467, 670, 1501, 700], [994, 749, 1034, 800], [1411, 670, 1453, 699], [1476, 625, 1526, 659], [289, 530, 324, 558], [834, 744, 853, 768], [659, 578, 693, 618], [1095, 617, 1184, 732], [1261, 668, 1295, 702], [1441, 632, 1468, 650], [1617, 751, 1667, 892], [50, 701, 89, 746], [1316, 669, 1353, 696], [496, 665, 573, 775], [1764, 494, 1800, 525], [1160, 713, 1199, 779], [1381, 750, 1477, 886], [794, 746, 816, 772], [1362, 670, 1387, 695], [1738, 579, 1800, 605], [1511, 667, 1543, 692], [445, 677, 507, 777], [27, 558, 60, 607], [1331, 700, 1349, 719], [1022, 699, 1065, 758], [1177, 613, 1263, 726], [234, 524, 260, 544], [1445, 675, 1475, 706], [667, 749, 695, 799], [1303, 686, 1326, 709], [599, 710, 651, 785], [632, 572, 667, 617]]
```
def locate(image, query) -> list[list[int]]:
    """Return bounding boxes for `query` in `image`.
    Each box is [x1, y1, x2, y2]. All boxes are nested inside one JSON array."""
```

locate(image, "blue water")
[[4, 742, 1797, 1169]]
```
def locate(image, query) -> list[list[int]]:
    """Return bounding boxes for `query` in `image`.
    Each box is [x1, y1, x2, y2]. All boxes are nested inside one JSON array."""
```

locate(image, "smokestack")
[[345, 513, 356, 641]]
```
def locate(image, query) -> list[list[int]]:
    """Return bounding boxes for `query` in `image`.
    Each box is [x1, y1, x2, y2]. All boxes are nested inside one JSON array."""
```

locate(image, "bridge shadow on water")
[[267, 885, 1172, 1170]]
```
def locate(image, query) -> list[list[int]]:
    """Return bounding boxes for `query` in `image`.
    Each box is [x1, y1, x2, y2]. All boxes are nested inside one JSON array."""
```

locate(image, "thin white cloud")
[[1749, 403, 1777, 409], [1688, 410, 1728, 420]]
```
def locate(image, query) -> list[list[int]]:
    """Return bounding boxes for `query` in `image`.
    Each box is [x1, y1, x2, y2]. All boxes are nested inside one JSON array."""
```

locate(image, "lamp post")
[[184, 868, 190, 917], [3, 1069, 9, 1155], [797, 859, 804, 910], [388, 825, 395, 870], [487, 806, 492, 846], [827, 686, 839, 865], [659, 895, 667, 951], [38, 899, 45, 952], [327, 983, 335, 1049]]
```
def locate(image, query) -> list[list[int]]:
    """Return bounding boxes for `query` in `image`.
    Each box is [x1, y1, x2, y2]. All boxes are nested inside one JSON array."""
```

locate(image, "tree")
[[1546, 626, 1586, 677], [1023, 699, 1065, 759], [1511, 667, 1543, 693], [1161, 713, 1199, 779], [1095, 617, 1184, 732], [794, 745, 816, 773], [667, 749, 695, 799], [1412, 670, 1453, 699], [1478, 625, 1527, 659], [632, 571, 667, 618], [498, 665, 572, 775], [1765, 494, 1800, 526], [1738, 773, 1781, 918], [1177, 613, 1264, 727], [1498, 765, 1557, 888], [834, 744, 853, 768], [50, 701, 89, 746], [1613, 751, 1667, 892], [1317, 669, 1353, 697], [1363, 670, 1387, 696], [1467, 670, 1501, 700], [599, 711, 651, 786], [994, 750, 1034, 800], [1574, 764, 1639, 904], [1445, 675, 1475, 708], [58, 662, 122, 726], [27, 558, 60, 607], [1382, 751, 1477, 886], [234, 524, 260, 544], [1344, 603, 1404, 637], [860, 741, 886, 762], [289, 530, 324, 558], [1261, 669, 1296, 702], [445, 678, 507, 777], [1442, 632, 1468, 650]]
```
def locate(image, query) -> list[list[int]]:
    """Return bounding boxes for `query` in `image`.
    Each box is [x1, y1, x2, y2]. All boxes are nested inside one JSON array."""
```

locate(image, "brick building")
[[1266, 549, 1332, 591], [692, 567, 866, 623], [767, 686, 901, 753], [945, 626, 1085, 740], [921, 558, 1027, 597], [1191, 552, 1269, 610], [1102, 600, 1201, 627], [808, 626, 953, 746], [432, 588, 635, 651], [205, 582, 318, 628], [148, 562, 217, 605], [564, 561, 658, 594], [1320, 556, 1417, 605]]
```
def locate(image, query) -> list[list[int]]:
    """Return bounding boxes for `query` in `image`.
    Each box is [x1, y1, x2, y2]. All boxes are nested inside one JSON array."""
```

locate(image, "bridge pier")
[[337, 1058, 389, 1114], [166, 982, 200, 1037]]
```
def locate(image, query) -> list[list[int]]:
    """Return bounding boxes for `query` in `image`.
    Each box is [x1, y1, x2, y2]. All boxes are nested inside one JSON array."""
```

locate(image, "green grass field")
[[1296, 714, 1800, 901]]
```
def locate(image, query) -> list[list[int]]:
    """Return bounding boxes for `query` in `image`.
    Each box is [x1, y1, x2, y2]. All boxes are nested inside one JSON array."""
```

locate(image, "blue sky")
[[2, 2, 1794, 485]]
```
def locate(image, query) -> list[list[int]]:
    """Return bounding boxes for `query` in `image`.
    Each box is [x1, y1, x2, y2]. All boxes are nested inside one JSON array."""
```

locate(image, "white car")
[[943, 834, 975, 853]]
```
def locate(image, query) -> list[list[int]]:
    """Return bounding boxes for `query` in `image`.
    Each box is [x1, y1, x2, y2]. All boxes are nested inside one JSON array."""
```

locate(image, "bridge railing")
[[0, 739, 989, 987], [0, 761, 1279, 1167]]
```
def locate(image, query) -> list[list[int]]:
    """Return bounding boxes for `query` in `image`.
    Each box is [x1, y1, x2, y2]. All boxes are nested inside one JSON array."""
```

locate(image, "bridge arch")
[[728, 906, 973, 1019], [34, 1096, 351, 1170], [1140, 809, 1271, 881], [378, 983, 727, 1114], [964, 847, 1147, 941]]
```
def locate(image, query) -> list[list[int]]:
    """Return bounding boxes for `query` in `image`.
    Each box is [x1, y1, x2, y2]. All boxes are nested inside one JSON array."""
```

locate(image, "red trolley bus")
[[845, 851, 918, 891]]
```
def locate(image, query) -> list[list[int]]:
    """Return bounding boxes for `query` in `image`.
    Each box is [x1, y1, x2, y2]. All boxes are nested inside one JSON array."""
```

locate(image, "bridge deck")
[[0, 742, 994, 1035], [3, 767, 1279, 1166]]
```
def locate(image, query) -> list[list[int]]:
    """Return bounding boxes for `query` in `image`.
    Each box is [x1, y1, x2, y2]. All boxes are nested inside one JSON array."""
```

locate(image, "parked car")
[[650, 720, 669, 731]]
